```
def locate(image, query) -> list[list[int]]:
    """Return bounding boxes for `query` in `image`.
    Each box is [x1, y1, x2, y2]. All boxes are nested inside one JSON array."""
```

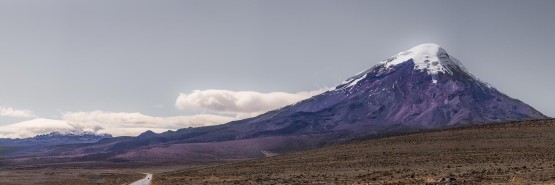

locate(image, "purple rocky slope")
[[219, 43, 548, 139], [125, 43, 547, 147]]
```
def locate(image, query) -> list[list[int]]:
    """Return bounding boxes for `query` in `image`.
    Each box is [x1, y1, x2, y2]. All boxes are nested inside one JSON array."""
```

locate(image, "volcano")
[[2, 43, 548, 164], [164, 43, 547, 141]]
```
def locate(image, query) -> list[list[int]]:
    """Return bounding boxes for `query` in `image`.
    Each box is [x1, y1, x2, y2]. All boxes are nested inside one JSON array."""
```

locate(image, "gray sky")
[[0, 0, 554, 137]]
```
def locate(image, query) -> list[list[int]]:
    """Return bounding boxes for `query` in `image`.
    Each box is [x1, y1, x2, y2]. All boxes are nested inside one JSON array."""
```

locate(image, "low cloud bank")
[[0, 119, 74, 138], [0, 112, 236, 138], [62, 111, 234, 129], [175, 89, 325, 116], [0, 106, 35, 118], [0, 89, 326, 138]]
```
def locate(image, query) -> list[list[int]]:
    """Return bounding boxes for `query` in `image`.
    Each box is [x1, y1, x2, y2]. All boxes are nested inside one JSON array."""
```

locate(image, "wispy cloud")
[[0, 89, 326, 138], [0, 118, 74, 138], [62, 111, 235, 131], [0, 106, 35, 118], [60, 111, 236, 137], [0, 111, 237, 138], [175, 89, 326, 117]]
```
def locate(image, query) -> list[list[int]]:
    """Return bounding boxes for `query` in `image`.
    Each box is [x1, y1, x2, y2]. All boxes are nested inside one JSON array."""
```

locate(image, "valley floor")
[[0, 168, 143, 185], [0, 165, 182, 185], [1, 119, 554, 185], [153, 119, 555, 185]]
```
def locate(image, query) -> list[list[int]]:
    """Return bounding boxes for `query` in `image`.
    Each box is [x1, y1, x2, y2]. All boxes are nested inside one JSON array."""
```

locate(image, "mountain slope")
[[151, 43, 547, 142], [2, 43, 548, 164]]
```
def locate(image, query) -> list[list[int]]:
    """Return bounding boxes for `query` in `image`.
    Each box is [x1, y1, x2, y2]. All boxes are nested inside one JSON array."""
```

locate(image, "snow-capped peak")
[[340, 43, 472, 87], [38, 130, 112, 137], [381, 43, 459, 77]]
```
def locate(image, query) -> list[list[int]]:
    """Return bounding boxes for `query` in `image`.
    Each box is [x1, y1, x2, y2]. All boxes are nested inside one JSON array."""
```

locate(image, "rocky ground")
[[0, 165, 185, 185], [0, 168, 142, 185], [154, 119, 555, 185]]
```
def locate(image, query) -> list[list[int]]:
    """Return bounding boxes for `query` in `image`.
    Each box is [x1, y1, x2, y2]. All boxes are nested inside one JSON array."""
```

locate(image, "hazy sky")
[[0, 0, 554, 137]]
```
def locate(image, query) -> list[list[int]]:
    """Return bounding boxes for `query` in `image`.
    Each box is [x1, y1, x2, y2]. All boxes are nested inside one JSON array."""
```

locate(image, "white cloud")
[[62, 111, 234, 129], [61, 111, 236, 136], [0, 111, 236, 138], [0, 118, 74, 138], [175, 89, 325, 116], [0, 106, 35, 118], [0, 88, 327, 138]]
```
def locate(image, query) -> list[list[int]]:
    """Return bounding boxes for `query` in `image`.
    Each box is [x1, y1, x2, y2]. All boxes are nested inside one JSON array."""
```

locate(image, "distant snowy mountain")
[[0, 118, 113, 140], [0, 131, 112, 157], [0, 131, 111, 144], [34, 131, 112, 141], [0, 118, 75, 139]]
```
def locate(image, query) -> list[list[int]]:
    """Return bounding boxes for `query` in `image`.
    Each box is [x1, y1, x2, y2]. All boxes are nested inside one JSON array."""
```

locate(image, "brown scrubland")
[[154, 119, 555, 185], [1, 119, 554, 185]]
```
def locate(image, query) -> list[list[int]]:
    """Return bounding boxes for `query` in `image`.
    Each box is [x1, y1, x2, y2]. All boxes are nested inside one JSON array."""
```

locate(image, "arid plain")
[[154, 119, 555, 184], [1, 119, 554, 185]]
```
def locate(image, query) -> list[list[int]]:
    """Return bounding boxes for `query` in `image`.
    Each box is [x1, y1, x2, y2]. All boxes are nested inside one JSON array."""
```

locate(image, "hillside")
[[154, 119, 555, 184]]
